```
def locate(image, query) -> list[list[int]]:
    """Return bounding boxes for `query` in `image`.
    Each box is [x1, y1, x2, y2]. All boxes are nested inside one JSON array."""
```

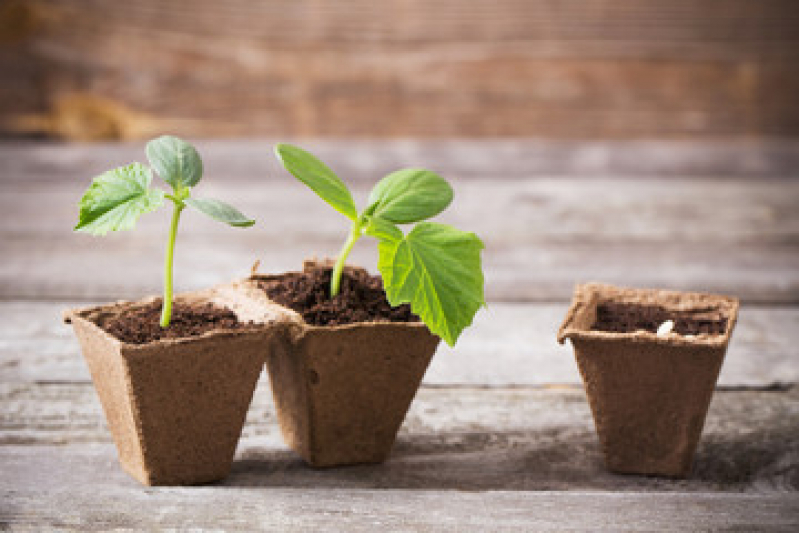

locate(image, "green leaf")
[[74, 163, 164, 235], [377, 222, 485, 346], [363, 215, 403, 242], [146, 135, 203, 189], [367, 169, 453, 224], [184, 197, 255, 227], [274, 143, 358, 220]]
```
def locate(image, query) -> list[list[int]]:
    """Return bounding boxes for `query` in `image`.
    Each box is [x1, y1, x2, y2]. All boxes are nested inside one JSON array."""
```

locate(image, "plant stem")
[[160, 201, 184, 328], [330, 223, 361, 298]]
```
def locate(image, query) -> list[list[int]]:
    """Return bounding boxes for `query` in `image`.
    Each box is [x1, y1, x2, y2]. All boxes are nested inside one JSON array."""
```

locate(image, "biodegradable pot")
[[557, 283, 739, 478], [65, 287, 277, 486], [241, 263, 441, 467]]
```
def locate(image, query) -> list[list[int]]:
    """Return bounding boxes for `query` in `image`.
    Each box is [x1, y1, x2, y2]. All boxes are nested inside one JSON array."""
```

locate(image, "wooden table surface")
[[1, 140, 798, 531]]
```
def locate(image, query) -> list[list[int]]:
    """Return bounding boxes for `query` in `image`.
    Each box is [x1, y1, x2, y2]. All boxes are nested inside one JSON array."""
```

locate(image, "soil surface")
[[259, 265, 419, 326], [591, 302, 728, 336], [99, 300, 252, 344]]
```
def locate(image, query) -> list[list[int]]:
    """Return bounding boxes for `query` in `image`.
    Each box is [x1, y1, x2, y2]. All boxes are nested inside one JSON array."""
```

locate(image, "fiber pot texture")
[[64, 286, 280, 486], [557, 283, 739, 478], [242, 261, 441, 468]]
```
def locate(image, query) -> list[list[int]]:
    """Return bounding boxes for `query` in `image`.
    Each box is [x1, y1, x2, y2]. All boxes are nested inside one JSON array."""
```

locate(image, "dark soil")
[[591, 302, 728, 336], [258, 265, 419, 326], [99, 300, 253, 344]]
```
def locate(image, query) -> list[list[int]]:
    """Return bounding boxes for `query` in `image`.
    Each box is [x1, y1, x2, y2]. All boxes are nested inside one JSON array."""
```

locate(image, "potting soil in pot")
[[258, 265, 419, 326], [591, 302, 728, 336], [97, 300, 255, 344]]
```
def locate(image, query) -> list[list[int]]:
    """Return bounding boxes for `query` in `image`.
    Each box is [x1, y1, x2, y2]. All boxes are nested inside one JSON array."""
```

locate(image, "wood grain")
[[2, 484, 796, 532], [2, 385, 798, 492], [2, 141, 797, 303], [2, 1, 798, 139], [4, 140, 799, 183]]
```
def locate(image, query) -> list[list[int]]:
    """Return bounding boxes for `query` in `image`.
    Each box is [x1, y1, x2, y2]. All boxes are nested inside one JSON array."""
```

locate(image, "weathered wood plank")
[[3, 140, 799, 183], [1, 386, 798, 493], [2, 167, 798, 303], [5, 237, 797, 303], [19, 0, 799, 56], [3, 1, 799, 140], [1, 302, 796, 386], [1, 484, 796, 533]]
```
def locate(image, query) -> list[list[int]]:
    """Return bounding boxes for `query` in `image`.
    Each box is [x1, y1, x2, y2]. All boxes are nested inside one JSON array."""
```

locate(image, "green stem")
[[160, 201, 184, 328], [330, 223, 361, 298]]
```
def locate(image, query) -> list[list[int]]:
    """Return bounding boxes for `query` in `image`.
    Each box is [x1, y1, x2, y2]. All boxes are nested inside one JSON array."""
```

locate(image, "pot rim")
[[247, 261, 433, 335], [557, 282, 739, 348], [63, 289, 273, 350]]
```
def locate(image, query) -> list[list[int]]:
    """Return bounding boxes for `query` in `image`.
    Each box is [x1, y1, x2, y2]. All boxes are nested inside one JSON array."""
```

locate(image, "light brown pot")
[[557, 283, 739, 478], [65, 287, 278, 485], [241, 263, 441, 467]]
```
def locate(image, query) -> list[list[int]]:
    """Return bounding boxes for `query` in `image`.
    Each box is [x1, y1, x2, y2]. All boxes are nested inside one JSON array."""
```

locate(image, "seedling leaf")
[[185, 197, 255, 227], [75, 163, 164, 235], [275, 143, 358, 221], [146, 135, 203, 189], [367, 169, 453, 224], [363, 215, 403, 242], [377, 222, 485, 346]]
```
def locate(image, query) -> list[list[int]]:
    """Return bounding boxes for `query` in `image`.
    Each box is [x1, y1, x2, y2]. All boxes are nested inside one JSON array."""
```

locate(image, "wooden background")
[[2, 0, 799, 140], [2, 0, 799, 528]]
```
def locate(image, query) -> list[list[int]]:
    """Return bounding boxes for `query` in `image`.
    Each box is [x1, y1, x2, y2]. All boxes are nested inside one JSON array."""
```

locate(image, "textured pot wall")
[[68, 296, 272, 486], [572, 337, 726, 477], [267, 323, 440, 467], [559, 282, 739, 477], [71, 316, 146, 478]]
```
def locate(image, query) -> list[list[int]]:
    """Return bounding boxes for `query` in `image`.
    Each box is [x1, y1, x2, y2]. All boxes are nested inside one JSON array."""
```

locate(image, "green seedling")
[[75, 135, 255, 327], [275, 143, 485, 346]]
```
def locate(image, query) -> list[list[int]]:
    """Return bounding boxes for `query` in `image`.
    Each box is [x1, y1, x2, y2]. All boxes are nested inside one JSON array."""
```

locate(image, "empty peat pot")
[[557, 283, 739, 478], [64, 289, 273, 485], [243, 260, 440, 467]]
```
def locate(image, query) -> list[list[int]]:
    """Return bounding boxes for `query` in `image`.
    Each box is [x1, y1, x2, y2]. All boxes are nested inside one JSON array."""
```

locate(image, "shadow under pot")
[[64, 290, 271, 486], [250, 261, 440, 468], [557, 283, 739, 478]]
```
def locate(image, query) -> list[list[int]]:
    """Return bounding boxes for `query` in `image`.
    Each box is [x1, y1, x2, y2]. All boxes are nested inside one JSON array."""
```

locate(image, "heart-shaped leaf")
[[377, 221, 485, 346], [75, 163, 165, 235]]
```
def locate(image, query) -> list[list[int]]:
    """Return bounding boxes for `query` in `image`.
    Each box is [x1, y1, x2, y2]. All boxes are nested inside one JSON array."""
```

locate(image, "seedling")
[[75, 135, 255, 327], [274, 143, 485, 346]]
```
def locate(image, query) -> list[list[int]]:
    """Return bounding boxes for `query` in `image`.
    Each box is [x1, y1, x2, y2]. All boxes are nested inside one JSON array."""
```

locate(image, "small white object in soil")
[[656, 320, 675, 337]]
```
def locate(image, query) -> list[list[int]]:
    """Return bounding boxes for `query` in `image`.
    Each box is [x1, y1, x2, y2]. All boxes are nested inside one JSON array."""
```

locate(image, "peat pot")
[[65, 289, 273, 485], [242, 264, 441, 468], [557, 283, 739, 477]]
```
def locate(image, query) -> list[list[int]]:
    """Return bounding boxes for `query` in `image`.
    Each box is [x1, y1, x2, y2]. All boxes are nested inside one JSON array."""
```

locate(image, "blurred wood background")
[[1, 0, 798, 141]]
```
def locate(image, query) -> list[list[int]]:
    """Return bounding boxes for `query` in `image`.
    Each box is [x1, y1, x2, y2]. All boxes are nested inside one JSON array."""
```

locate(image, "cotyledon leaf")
[[367, 169, 453, 224], [184, 197, 255, 227], [146, 135, 204, 189], [275, 143, 358, 221]]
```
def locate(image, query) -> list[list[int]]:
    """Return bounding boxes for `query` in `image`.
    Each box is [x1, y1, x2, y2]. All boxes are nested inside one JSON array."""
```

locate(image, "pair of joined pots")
[[558, 283, 739, 478], [66, 264, 438, 485]]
